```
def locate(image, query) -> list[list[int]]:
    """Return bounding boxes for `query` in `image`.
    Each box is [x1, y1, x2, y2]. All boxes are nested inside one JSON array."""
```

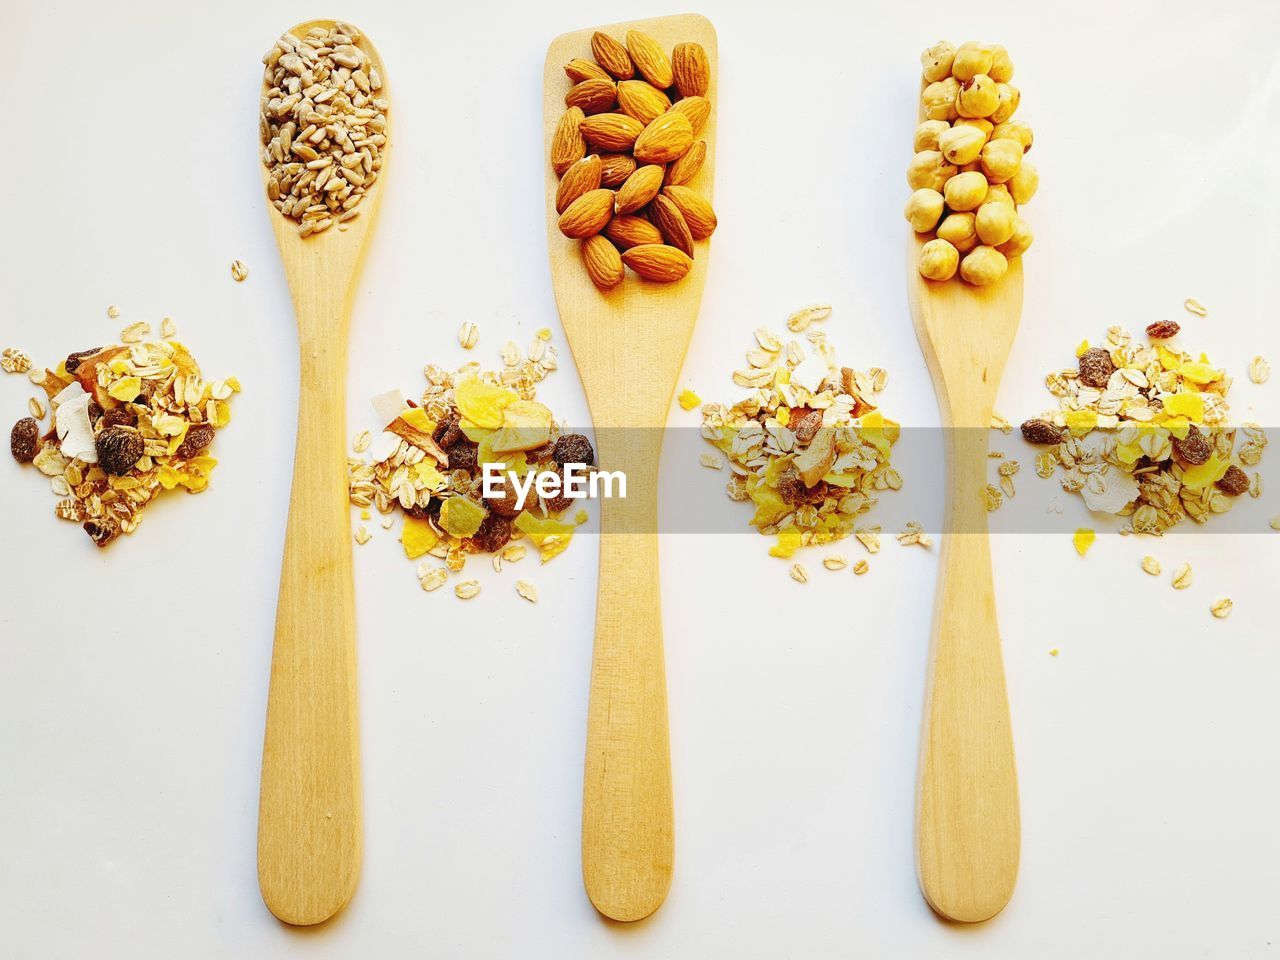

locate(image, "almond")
[[565, 78, 616, 115], [605, 215, 663, 249], [634, 111, 693, 164], [614, 164, 665, 215], [555, 155, 602, 214], [590, 31, 633, 80], [598, 153, 637, 187], [647, 194, 694, 257], [662, 185, 717, 239], [626, 30, 674, 89], [582, 234, 624, 289], [616, 79, 671, 126], [664, 140, 706, 186], [564, 58, 610, 84], [579, 112, 645, 151], [550, 107, 586, 176], [668, 95, 710, 135], [671, 42, 710, 98], [622, 243, 693, 282], [558, 188, 614, 238]]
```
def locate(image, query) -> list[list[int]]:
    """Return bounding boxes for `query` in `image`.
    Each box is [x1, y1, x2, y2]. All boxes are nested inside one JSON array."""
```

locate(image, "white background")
[[2, 0, 1279, 956]]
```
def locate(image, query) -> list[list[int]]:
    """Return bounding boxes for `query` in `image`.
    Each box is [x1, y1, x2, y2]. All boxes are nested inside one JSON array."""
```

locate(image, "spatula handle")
[[581, 444, 673, 922], [258, 334, 360, 926], [916, 423, 1019, 922]]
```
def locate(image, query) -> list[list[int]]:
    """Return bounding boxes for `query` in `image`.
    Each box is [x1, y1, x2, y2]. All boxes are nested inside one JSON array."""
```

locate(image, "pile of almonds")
[[905, 41, 1038, 286], [551, 28, 717, 287]]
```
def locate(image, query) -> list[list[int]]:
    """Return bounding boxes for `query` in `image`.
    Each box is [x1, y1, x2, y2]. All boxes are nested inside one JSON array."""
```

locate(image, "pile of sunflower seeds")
[[260, 22, 387, 236]]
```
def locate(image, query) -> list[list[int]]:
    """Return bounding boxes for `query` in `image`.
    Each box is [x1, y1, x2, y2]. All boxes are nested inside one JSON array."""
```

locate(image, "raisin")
[[433, 413, 464, 449], [1216, 464, 1249, 496], [467, 514, 513, 553], [87, 400, 103, 425], [552, 433, 594, 468], [1145, 320, 1180, 340], [790, 407, 823, 444], [102, 407, 137, 429], [524, 441, 555, 464], [404, 502, 431, 520], [446, 440, 479, 474], [541, 467, 575, 514], [426, 496, 444, 520], [175, 423, 216, 459], [64, 347, 101, 373], [1020, 418, 1063, 445], [1172, 425, 1212, 466], [777, 467, 828, 506], [1077, 347, 1115, 389], [83, 518, 120, 548], [10, 417, 40, 463], [95, 425, 145, 475], [482, 474, 522, 518]]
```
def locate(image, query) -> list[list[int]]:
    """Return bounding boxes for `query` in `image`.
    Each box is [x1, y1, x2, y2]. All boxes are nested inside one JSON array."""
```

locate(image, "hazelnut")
[[1009, 160, 1039, 204], [959, 245, 1009, 286], [991, 120, 1033, 153], [920, 40, 956, 82], [919, 238, 960, 281], [951, 42, 994, 81], [938, 124, 987, 165], [921, 77, 960, 121], [984, 183, 1015, 206], [956, 75, 999, 119], [943, 171, 989, 212], [988, 45, 1014, 82], [975, 200, 1017, 246], [907, 150, 956, 192], [989, 83, 1020, 124], [904, 188, 945, 233], [980, 138, 1024, 183], [996, 217, 1034, 259], [95, 425, 144, 475], [954, 117, 994, 138], [936, 212, 979, 253], [913, 119, 950, 153]]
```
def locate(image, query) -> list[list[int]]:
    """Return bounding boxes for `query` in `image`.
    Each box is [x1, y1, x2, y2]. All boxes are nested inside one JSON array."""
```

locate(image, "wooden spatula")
[[543, 13, 717, 923], [256, 19, 389, 927], [906, 187, 1022, 917]]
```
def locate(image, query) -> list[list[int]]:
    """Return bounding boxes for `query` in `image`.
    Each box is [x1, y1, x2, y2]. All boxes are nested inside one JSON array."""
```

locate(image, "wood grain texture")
[[543, 13, 717, 923], [907, 219, 1022, 920], [256, 19, 388, 927]]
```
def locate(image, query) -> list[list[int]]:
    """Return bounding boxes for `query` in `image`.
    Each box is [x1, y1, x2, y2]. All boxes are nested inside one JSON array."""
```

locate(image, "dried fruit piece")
[[10, 417, 40, 463], [175, 423, 215, 459], [402, 516, 439, 559], [482, 473, 522, 518], [677, 389, 701, 411], [1216, 464, 1249, 496], [455, 377, 518, 428], [468, 513, 513, 553], [63, 347, 103, 374], [582, 234, 624, 289], [555, 155, 603, 214], [439, 497, 488, 538], [1077, 347, 1115, 388], [83, 518, 120, 548], [626, 29, 673, 88], [1145, 320, 1180, 339], [1172, 425, 1212, 466], [95, 425, 144, 475], [514, 512, 575, 562], [590, 31, 633, 79], [1019, 418, 1062, 444], [621, 244, 693, 282], [662, 185, 717, 239], [1072, 527, 1095, 556], [672, 42, 710, 97], [552, 433, 595, 468], [558, 188, 614, 238]]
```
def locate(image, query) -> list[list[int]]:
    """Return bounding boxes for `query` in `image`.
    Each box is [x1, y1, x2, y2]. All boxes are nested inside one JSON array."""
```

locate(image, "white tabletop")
[[2, 0, 1278, 956]]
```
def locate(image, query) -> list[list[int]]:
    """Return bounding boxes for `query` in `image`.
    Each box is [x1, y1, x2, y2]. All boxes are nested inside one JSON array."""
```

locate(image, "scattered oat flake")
[[160, 317, 177, 338], [120, 321, 150, 343], [380, 517, 394, 529], [353, 430, 371, 453], [823, 554, 848, 571], [354, 526, 371, 545], [515, 580, 538, 603], [790, 563, 808, 583], [985, 484, 1003, 511], [455, 580, 481, 600], [786, 303, 832, 333], [897, 521, 932, 547], [419, 567, 448, 592], [1171, 563, 1193, 590], [677, 388, 701, 411], [106, 305, 120, 319], [990, 412, 1012, 433], [852, 559, 869, 575], [231, 260, 249, 282], [27, 397, 45, 419], [458, 322, 479, 350], [699, 453, 723, 470], [854, 526, 881, 553], [502, 544, 527, 563], [1249, 356, 1270, 384], [1141, 555, 1161, 576], [1073, 528, 1096, 556], [2, 348, 32, 374], [1271, 515, 1280, 531], [1183, 298, 1208, 317], [1210, 597, 1233, 619]]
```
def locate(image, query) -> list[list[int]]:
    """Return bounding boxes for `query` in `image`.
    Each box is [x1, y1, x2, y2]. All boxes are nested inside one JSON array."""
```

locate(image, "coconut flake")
[[55, 392, 98, 463], [1080, 469, 1138, 514], [369, 430, 401, 463], [51, 380, 86, 407], [371, 388, 408, 428], [790, 355, 829, 393]]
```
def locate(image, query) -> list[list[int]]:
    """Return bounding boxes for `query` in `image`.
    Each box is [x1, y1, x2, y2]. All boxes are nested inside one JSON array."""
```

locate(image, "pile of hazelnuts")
[[905, 41, 1038, 286]]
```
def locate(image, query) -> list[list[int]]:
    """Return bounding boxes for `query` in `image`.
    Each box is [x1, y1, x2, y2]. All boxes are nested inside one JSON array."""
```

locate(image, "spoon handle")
[[581, 443, 673, 922], [916, 422, 1019, 922], [258, 332, 360, 926]]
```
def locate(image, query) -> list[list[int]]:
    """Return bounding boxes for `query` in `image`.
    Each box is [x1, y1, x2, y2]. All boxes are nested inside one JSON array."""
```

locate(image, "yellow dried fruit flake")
[[439, 497, 487, 538], [398, 406, 435, 434], [768, 528, 803, 558], [454, 376, 519, 429], [1064, 409, 1098, 437], [1179, 360, 1221, 385], [1180, 455, 1230, 491], [491, 400, 553, 453], [514, 512, 575, 563], [1160, 392, 1205, 422], [677, 388, 701, 411], [107, 376, 142, 401], [401, 516, 439, 559], [1072, 527, 1096, 556]]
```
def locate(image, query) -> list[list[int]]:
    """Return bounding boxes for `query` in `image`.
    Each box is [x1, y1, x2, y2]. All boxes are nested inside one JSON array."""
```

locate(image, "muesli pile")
[[698, 305, 906, 565], [1020, 319, 1265, 535], [6, 317, 238, 547], [347, 332, 590, 600]]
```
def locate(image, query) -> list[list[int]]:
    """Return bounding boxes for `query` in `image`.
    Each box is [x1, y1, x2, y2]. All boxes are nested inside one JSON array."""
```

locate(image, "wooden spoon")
[[906, 111, 1022, 920], [543, 14, 717, 923], [256, 19, 389, 927]]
